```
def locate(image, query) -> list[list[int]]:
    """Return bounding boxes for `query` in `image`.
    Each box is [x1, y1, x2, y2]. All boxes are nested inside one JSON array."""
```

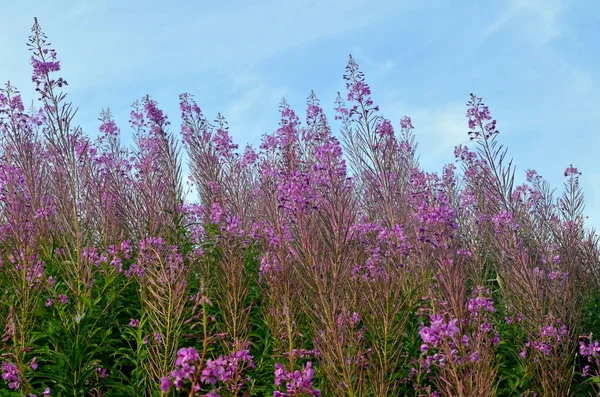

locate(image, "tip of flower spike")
[[564, 165, 581, 177]]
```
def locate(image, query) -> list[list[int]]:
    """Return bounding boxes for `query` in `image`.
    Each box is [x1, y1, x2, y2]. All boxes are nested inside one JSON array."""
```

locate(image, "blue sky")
[[1, 0, 599, 229]]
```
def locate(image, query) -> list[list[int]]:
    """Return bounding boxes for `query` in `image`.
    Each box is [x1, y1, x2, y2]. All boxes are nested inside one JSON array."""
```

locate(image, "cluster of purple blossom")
[[521, 318, 570, 359], [1, 361, 20, 390], [419, 315, 461, 352], [1, 361, 50, 396], [274, 362, 320, 397], [579, 338, 600, 378], [160, 347, 255, 396]]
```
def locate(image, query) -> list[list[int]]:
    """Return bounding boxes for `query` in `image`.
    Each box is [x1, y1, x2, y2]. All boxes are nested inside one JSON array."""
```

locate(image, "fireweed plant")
[[0, 19, 599, 397]]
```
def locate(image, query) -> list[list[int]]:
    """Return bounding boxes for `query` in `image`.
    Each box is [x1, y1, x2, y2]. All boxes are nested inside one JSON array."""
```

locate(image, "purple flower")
[[467, 296, 496, 314], [462, 335, 470, 346], [492, 211, 519, 234], [492, 333, 500, 346], [160, 376, 171, 392], [29, 357, 38, 371], [213, 127, 238, 159], [96, 367, 108, 378], [400, 115, 414, 130], [162, 347, 253, 393], [1, 361, 20, 390], [470, 351, 479, 362], [57, 294, 68, 304], [376, 119, 394, 137], [525, 169, 539, 182], [274, 361, 320, 396], [129, 318, 140, 328], [466, 94, 498, 139], [580, 340, 600, 358], [176, 347, 200, 366]]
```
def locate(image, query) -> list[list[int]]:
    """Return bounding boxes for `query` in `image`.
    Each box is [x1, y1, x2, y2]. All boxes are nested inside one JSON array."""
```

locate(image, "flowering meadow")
[[1, 18, 600, 397]]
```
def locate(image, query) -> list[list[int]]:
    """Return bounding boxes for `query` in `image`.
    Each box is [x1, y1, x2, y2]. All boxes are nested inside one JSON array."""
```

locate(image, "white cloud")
[[376, 96, 472, 171], [352, 46, 396, 73], [417, 104, 469, 154], [67, 0, 106, 19], [382, 98, 468, 148], [483, 0, 564, 47], [223, 75, 287, 147]]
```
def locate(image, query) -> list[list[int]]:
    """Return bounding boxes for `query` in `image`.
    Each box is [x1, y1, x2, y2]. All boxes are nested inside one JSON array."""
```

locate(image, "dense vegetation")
[[1, 19, 599, 397]]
